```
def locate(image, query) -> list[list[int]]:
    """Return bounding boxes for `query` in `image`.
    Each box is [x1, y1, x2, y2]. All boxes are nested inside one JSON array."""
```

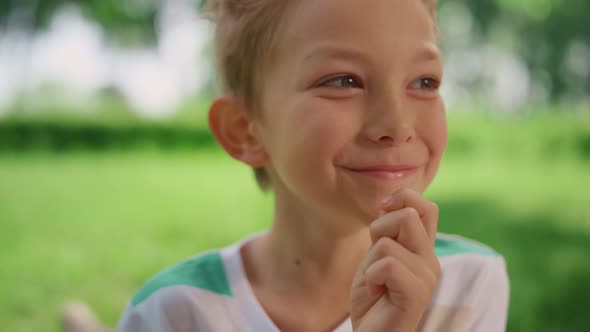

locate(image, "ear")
[[208, 96, 268, 168]]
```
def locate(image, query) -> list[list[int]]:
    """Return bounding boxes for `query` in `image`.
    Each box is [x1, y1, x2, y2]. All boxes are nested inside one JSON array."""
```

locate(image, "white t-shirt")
[[116, 233, 509, 332]]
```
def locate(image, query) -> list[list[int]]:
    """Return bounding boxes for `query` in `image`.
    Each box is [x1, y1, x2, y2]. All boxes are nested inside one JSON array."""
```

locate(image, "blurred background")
[[0, 0, 588, 331]]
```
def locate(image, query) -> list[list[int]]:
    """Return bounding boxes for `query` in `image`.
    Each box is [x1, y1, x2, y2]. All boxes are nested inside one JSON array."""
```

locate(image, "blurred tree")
[[0, 0, 161, 43], [453, 0, 590, 100], [1, 0, 588, 102]]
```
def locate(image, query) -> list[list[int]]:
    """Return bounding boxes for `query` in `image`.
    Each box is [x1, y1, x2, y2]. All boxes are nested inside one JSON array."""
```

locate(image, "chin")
[[347, 196, 387, 225], [352, 181, 430, 222]]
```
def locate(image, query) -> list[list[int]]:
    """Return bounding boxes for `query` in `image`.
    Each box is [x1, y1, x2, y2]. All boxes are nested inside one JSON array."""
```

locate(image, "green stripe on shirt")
[[435, 236, 499, 257], [132, 251, 232, 306]]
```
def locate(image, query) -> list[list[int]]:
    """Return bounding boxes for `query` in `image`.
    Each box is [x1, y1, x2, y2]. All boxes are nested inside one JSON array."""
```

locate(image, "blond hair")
[[201, 0, 439, 190]]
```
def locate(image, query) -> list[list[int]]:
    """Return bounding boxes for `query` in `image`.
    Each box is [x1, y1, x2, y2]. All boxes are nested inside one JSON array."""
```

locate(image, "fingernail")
[[381, 196, 393, 206]]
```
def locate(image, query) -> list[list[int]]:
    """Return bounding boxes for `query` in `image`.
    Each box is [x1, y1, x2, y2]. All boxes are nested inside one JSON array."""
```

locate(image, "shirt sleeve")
[[115, 287, 201, 332], [115, 304, 151, 332], [464, 256, 510, 332], [115, 300, 184, 332], [115, 285, 239, 332]]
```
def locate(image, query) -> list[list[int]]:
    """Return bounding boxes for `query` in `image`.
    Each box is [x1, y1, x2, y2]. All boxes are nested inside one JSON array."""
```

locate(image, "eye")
[[409, 77, 441, 90], [318, 75, 364, 89]]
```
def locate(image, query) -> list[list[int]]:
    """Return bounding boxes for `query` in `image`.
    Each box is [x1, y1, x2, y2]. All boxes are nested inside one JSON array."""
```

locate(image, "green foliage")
[[0, 0, 160, 43], [1, 113, 589, 332], [2, 0, 589, 100], [443, 0, 590, 100], [0, 117, 216, 152], [0, 98, 215, 152], [1, 110, 588, 161], [444, 112, 590, 162]]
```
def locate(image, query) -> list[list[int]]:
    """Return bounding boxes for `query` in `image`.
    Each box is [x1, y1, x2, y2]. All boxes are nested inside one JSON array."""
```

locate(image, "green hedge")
[[443, 113, 590, 161], [0, 114, 589, 161], [0, 119, 217, 151]]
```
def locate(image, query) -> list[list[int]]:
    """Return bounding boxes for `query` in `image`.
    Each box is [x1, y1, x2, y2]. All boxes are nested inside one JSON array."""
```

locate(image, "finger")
[[370, 207, 433, 256], [364, 256, 421, 305], [350, 273, 384, 323], [355, 237, 435, 286], [381, 189, 439, 243]]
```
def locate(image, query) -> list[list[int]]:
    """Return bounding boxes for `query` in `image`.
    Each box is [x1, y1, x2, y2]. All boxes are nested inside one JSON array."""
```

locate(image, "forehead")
[[279, 0, 439, 64]]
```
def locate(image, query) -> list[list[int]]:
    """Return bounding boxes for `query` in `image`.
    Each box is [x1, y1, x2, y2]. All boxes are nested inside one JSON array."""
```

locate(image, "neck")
[[243, 192, 372, 327], [273, 221, 369, 281], [273, 192, 370, 284]]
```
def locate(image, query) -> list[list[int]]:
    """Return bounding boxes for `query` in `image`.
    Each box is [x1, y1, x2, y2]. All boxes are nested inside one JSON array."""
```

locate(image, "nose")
[[364, 93, 415, 146]]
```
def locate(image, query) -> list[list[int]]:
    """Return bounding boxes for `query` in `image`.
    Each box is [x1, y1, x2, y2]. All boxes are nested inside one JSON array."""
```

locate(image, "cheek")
[[419, 102, 448, 183], [268, 98, 359, 199], [283, 98, 357, 162], [425, 109, 448, 156]]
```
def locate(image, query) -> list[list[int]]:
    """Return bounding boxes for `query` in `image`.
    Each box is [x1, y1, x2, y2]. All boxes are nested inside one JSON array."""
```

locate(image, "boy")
[[116, 0, 509, 331]]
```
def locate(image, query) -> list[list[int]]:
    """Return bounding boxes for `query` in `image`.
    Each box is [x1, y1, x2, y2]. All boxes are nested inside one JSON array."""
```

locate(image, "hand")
[[350, 189, 441, 332]]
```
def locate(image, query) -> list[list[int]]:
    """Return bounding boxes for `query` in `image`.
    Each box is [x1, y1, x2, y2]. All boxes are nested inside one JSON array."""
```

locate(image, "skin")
[[208, 0, 447, 331]]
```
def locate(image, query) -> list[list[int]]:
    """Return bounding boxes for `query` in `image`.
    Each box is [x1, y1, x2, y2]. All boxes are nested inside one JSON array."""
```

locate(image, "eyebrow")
[[302, 45, 369, 64], [414, 44, 442, 63], [303, 44, 442, 65]]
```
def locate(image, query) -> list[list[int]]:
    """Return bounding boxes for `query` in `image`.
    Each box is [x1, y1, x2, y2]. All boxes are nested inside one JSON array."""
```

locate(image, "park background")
[[1, 0, 589, 331]]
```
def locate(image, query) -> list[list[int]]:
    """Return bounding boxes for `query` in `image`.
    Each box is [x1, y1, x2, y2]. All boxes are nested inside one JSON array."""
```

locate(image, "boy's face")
[[255, 0, 447, 224]]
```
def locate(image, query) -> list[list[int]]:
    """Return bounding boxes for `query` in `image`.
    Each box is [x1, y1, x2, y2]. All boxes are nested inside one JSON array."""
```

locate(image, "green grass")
[[0, 151, 273, 332], [1, 113, 589, 332]]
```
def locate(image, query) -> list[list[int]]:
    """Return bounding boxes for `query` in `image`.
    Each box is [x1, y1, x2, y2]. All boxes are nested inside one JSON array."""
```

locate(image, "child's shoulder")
[[434, 232, 508, 294], [130, 248, 233, 308], [434, 232, 502, 259], [431, 233, 509, 315], [116, 247, 242, 331]]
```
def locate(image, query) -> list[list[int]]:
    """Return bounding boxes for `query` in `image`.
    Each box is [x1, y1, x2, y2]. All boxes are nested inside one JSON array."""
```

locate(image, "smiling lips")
[[344, 165, 419, 180]]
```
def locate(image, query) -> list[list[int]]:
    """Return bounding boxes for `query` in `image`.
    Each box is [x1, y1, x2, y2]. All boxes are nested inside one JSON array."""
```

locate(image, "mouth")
[[342, 165, 419, 181]]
